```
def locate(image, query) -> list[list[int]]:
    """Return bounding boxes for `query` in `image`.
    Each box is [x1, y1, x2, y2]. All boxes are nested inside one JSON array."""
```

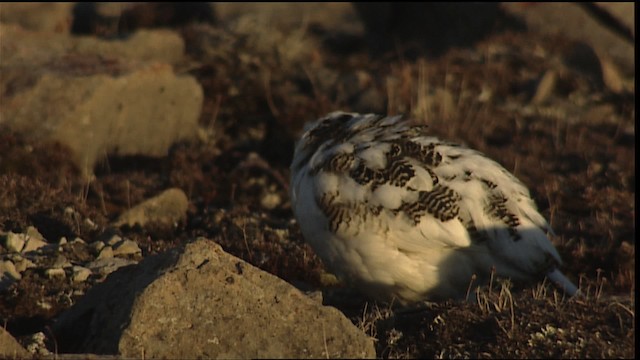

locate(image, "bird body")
[[290, 111, 578, 304]]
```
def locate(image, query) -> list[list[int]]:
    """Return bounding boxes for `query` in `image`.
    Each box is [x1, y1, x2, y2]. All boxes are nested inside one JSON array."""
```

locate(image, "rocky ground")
[[0, 3, 635, 359]]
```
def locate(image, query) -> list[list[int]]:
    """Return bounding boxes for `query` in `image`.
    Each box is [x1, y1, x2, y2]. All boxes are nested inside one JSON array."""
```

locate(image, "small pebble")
[[45, 268, 66, 279], [260, 192, 282, 210], [71, 237, 86, 244], [84, 218, 97, 229]]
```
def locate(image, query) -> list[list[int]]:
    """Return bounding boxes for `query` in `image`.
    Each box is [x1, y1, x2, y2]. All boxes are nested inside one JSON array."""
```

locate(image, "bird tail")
[[547, 268, 579, 297]]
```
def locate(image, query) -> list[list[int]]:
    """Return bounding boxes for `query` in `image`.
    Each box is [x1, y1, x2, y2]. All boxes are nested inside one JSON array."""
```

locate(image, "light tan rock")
[[114, 188, 189, 228], [0, 24, 202, 176], [0, 327, 30, 359], [54, 238, 376, 358]]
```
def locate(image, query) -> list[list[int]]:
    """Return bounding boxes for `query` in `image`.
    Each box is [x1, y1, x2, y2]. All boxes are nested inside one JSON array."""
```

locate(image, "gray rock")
[[87, 257, 137, 279], [54, 238, 375, 358], [113, 188, 189, 228]]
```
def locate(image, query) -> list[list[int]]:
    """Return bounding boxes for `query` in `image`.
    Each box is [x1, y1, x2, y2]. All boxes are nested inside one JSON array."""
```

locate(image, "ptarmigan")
[[290, 111, 578, 304]]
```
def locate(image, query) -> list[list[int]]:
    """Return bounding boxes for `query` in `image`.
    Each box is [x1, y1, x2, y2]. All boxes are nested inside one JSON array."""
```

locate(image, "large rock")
[[0, 327, 30, 359], [0, 24, 202, 176], [54, 238, 375, 358]]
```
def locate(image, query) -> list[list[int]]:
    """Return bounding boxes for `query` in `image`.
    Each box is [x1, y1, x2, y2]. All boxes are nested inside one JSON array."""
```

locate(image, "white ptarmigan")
[[290, 111, 578, 304]]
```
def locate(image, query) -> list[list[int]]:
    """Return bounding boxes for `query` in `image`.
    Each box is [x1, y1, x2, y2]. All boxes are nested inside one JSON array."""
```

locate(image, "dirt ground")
[[0, 4, 635, 358]]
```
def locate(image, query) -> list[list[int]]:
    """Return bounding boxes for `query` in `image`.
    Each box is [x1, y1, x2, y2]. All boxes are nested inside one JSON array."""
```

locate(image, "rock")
[[72, 266, 93, 283], [3, 231, 25, 252], [0, 260, 21, 289], [260, 192, 282, 210], [87, 257, 137, 279], [0, 23, 186, 66], [71, 237, 86, 245], [45, 268, 66, 279], [113, 188, 189, 228], [22, 236, 48, 253], [90, 241, 106, 254], [2, 227, 48, 253], [104, 235, 123, 247], [13, 256, 36, 273], [0, 24, 203, 176], [0, 3, 74, 33], [0, 327, 30, 359], [52, 254, 72, 269], [54, 238, 376, 358], [112, 240, 142, 257], [97, 246, 114, 260]]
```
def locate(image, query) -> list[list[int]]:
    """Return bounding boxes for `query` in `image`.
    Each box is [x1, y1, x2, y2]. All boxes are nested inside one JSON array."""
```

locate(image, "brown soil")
[[0, 9, 635, 358]]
